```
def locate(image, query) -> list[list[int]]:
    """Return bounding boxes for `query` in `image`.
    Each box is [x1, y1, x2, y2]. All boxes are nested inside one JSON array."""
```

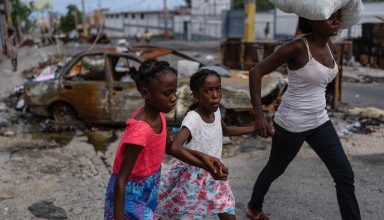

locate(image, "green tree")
[[184, 0, 191, 7], [59, 4, 82, 33], [0, 0, 32, 32]]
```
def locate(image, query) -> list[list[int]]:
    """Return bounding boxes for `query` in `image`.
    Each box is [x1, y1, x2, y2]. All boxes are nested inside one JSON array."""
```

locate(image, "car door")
[[106, 54, 143, 123], [58, 53, 112, 123]]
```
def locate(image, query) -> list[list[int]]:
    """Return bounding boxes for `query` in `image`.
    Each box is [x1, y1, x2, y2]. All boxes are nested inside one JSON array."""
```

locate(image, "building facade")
[[103, 2, 384, 40], [189, 0, 231, 39], [104, 10, 173, 38]]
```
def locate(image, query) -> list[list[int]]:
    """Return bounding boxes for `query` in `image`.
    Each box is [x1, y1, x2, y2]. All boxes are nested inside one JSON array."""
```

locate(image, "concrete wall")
[[104, 11, 173, 38], [189, 0, 231, 40], [191, 0, 231, 16]]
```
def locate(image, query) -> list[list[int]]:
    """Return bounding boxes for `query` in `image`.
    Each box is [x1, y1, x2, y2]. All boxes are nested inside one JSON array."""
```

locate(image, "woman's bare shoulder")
[[283, 38, 307, 52], [272, 38, 307, 61]]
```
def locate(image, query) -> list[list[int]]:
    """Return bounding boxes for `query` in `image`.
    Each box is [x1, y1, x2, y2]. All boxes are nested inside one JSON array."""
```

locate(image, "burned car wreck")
[[23, 46, 287, 125]]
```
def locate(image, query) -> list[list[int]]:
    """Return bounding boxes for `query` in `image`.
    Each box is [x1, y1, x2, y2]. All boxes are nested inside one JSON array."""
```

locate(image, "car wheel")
[[52, 103, 76, 123]]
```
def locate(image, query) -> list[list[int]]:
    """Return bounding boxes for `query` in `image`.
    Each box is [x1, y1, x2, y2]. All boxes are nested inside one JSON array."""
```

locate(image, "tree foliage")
[[0, 0, 32, 31], [184, 0, 191, 7], [59, 4, 82, 33]]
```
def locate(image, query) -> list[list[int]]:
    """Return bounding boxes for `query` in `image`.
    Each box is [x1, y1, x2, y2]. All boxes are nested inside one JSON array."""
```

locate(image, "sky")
[[24, 0, 186, 14]]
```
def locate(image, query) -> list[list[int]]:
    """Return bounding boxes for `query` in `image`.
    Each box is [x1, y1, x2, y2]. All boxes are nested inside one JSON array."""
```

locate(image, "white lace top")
[[181, 109, 223, 159]]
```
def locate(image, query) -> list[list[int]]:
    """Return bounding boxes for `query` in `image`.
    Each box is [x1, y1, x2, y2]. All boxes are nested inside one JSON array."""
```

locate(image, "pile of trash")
[[21, 55, 63, 80], [342, 66, 384, 83], [337, 107, 384, 136]]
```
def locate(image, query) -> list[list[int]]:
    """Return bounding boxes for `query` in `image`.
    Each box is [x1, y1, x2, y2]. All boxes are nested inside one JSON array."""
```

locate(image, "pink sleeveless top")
[[112, 106, 167, 178], [274, 37, 338, 132]]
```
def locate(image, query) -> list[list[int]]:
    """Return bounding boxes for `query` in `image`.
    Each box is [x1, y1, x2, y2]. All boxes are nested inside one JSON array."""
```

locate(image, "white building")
[[255, 2, 384, 40], [103, 1, 384, 40], [104, 10, 173, 38], [190, 0, 231, 39]]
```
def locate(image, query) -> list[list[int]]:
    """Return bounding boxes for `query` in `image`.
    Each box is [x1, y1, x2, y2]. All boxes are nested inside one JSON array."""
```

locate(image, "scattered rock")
[[28, 199, 67, 219], [10, 85, 24, 98], [87, 130, 114, 153], [16, 98, 25, 110], [205, 55, 215, 61], [222, 145, 239, 158], [192, 52, 201, 58], [2, 130, 15, 137], [223, 136, 232, 145], [71, 206, 83, 215], [0, 102, 7, 111]]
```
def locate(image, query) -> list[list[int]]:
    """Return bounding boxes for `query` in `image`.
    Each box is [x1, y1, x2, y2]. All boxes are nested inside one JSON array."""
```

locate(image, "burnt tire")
[[51, 103, 76, 123]]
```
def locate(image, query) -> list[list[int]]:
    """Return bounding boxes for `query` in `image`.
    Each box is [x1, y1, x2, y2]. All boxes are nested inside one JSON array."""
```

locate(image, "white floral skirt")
[[157, 161, 235, 219]]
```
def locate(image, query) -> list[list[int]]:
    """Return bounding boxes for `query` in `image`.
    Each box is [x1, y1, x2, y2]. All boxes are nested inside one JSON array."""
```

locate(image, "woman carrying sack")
[[247, 1, 363, 219]]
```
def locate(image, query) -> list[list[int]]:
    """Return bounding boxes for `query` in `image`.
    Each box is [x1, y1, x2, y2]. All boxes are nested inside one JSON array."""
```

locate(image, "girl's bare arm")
[[114, 144, 142, 220], [221, 120, 255, 136], [167, 127, 213, 169], [167, 127, 227, 179]]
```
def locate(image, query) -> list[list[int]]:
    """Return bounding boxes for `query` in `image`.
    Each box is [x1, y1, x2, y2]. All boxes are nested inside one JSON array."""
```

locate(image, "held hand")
[[200, 154, 229, 180], [254, 113, 273, 138], [210, 162, 228, 181]]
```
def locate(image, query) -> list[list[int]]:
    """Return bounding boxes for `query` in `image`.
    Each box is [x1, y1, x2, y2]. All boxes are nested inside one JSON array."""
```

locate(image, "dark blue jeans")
[[249, 120, 361, 220]]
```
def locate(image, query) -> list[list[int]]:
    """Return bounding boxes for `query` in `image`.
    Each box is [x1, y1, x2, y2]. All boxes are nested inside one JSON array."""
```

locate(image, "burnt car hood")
[[131, 45, 287, 103], [131, 45, 203, 65]]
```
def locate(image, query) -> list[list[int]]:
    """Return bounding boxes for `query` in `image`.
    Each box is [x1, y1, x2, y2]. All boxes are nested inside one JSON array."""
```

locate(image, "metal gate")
[[222, 10, 244, 39]]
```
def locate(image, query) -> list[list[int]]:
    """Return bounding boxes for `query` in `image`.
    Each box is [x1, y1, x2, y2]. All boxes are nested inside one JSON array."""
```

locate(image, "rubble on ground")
[[347, 107, 384, 121], [343, 66, 384, 83]]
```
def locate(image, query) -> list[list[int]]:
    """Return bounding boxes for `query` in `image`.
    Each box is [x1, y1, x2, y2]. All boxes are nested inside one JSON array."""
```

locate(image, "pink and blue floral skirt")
[[157, 161, 235, 219], [104, 169, 160, 220]]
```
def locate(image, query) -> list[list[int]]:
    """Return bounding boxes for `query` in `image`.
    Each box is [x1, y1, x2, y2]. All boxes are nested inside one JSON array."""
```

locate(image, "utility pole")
[[244, 0, 255, 42], [213, 0, 217, 16], [163, 0, 169, 39], [72, 11, 78, 29], [4, 0, 13, 27], [273, 6, 277, 40], [81, 0, 88, 37]]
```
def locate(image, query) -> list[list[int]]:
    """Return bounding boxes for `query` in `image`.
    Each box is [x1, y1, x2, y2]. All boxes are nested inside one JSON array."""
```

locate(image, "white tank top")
[[274, 37, 338, 132]]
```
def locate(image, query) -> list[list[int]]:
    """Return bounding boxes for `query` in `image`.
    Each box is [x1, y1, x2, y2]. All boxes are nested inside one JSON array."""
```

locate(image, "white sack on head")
[[269, 0, 363, 28], [340, 0, 363, 28]]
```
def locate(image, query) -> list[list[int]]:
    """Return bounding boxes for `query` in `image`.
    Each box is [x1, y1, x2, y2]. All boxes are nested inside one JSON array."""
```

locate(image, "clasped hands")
[[199, 154, 229, 180]]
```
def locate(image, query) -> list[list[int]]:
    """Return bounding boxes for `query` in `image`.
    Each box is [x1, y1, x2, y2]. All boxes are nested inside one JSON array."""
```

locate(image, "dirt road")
[[0, 43, 383, 219]]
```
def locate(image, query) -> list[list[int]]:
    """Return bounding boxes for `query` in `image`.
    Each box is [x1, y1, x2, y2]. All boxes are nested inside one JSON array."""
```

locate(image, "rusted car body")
[[24, 46, 286, 125]]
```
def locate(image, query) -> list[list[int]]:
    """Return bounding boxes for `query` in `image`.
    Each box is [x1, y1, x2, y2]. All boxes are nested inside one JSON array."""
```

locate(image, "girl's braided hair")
[[188, 69, 221, 111], [189, 69, 220, 93], [133, 59, 176, 89]]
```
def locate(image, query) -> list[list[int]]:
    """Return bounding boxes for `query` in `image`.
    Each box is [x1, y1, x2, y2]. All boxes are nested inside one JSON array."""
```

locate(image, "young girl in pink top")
[[104, 60, 223, 220]]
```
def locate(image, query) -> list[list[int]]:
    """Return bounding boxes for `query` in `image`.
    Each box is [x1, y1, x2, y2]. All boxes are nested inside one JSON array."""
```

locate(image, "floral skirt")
[[157, 161, 235, 219], [104, 169, 160, 220]]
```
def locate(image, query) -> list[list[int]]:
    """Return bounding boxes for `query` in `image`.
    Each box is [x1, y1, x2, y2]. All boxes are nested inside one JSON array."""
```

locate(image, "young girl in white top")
[[157, 69, 257, 220]]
